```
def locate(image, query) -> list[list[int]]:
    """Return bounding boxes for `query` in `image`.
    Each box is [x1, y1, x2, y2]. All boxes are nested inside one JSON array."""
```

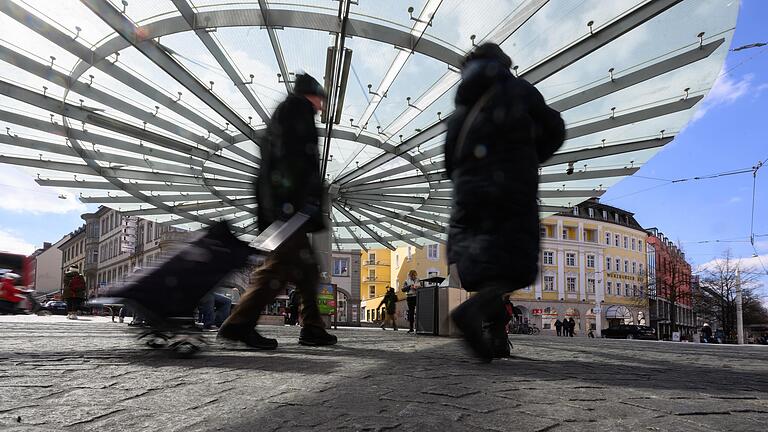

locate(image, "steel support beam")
[[549, 39, 724, 112], [257, 0, 294, 93], [543, 136, 674, 167], [333, 204, 395, 250], [342, 200, 444, 233], [81, 0, 256, 145], [173, 0, 271, 121], [344, 204, 440, 245], [540, 167, 639, 184], [331, 211, 368, 252], [566, 97, 702, 140]]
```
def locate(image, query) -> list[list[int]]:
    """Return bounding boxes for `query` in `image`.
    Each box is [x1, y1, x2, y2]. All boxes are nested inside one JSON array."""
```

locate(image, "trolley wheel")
[[170, 340, 201, 358], [137, 331, 170, 349]]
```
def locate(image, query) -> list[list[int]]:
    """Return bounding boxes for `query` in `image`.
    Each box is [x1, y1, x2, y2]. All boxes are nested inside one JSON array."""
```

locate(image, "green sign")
[[317, 283, 336, 315]]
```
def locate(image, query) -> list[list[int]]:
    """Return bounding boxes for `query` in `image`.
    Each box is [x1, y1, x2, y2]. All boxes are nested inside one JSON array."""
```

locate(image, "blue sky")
[[602, 0, 768, 289], [0, 0, 766, 294]]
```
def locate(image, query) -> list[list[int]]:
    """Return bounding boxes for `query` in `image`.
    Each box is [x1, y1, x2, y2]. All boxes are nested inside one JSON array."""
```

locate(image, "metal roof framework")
[[0, 0, 737, 249]]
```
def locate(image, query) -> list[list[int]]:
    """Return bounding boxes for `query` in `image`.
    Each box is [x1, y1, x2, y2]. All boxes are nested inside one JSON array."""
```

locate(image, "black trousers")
[[220, 233, 322, 338], [66, 298, 83, 313], [406, 296, 417, 330]]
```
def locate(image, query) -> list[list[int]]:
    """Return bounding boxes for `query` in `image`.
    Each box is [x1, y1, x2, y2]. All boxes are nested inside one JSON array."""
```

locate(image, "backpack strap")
[[453, 84, 500, 166]]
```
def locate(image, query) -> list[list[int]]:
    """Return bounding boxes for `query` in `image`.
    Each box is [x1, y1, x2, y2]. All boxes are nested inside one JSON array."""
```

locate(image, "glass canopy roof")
[[0, 0, 739, 250]]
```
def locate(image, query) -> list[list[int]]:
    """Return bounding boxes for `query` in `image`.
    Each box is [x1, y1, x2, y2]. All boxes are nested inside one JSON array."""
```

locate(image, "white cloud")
[[697, 253, 768, 276], [0, 165, 87, 214], [0, 228, 36, 255], [690, 72, 754, 123], [729, 196, 742, 203]]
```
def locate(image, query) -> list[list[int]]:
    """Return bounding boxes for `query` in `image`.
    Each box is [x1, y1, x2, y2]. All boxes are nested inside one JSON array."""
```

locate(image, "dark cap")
[[461, 42, 512, 70], [293, 73, 326, 98]]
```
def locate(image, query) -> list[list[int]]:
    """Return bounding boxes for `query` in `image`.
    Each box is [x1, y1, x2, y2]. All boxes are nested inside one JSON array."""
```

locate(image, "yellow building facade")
[[510, 198, 649, 335], [360, 243, 448, 323]]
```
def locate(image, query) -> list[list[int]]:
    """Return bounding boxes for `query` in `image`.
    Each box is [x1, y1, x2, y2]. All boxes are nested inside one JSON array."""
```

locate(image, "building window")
[[428, 244, 439, 260], [632, 262, 637, 274], [566, 253, 576, 267], [543, 251, 554, 265], [332, 258, 349, 277], [616, 282, 622, 296], [368, 269, 376, 280], [566, 277, 577, 292], [633, 284, 639, 297], [615, 258, 621, 271], [587, 278, 596, 294], [639, 263, 643, 274], [614, 234, 620, 247], [623, 236, 628, 249], [606, 257, 611, 271], [625, 285, 631, 297], [368, 285, 376, 298], [602, 210, 608, 220], [588, 208, 594, 218], [624, 260, 629, 273], [606, 281, 612, 295], [540, 226, 546, 238], [586, 254, 595, 269], [573, 206, 579, 216], [368, 252, 376, 265], [631, 238, 636, 251], [614, 213, 620, 223], [605, 232, 611, 245], [543, 275, 555, 291], [562, 228, 568, 240]]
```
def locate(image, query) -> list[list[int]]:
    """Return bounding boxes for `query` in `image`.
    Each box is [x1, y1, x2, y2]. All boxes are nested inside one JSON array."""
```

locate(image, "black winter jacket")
[[445, 59, 565, 290], [257, 94, 326, 232]]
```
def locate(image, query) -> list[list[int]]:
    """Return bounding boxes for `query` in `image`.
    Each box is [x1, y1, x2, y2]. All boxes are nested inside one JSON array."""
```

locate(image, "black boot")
[[451, 291, 502, 362], [299, 325, 338, 346], [489, 322, 512, 358], [218, 328, 278, 350]]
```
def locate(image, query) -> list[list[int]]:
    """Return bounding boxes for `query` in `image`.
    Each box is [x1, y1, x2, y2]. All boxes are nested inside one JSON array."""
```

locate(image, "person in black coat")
[[218, 74, 336, 349], [554, 319, 563, 337], [447, 43, 565, 361], [568, 317, 576, 337]]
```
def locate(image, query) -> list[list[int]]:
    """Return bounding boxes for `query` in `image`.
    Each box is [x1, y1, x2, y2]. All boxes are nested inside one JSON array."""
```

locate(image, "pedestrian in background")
[[287, 288, 300, 326], [568, 317, 576, 337], [378, 286, 398, 331], [217, 73, 336, 349], [554, 319, 563, 337], [445, 42, 565, 361], [62, 267, 86, 320], [402, 270, 420, 333], [701, 323, 712, 343]]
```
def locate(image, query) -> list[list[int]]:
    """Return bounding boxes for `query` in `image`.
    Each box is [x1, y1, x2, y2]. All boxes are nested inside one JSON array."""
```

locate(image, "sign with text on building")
[[120, 216, 138, 254], [531, 309, 543, 315]]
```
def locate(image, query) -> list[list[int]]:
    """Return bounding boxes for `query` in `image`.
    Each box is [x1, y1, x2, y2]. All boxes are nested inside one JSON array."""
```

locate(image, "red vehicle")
[[0, 251, 38, 314], [0, 251, 32, 286]]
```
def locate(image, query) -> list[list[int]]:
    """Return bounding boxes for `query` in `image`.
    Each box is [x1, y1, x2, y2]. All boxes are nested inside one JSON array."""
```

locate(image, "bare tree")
[[695, 250, 762, 343]]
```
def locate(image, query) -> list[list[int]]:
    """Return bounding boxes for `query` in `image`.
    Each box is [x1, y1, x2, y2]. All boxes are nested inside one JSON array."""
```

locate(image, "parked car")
[[40, 301, 68, 315], [601, 324, 656, 340]]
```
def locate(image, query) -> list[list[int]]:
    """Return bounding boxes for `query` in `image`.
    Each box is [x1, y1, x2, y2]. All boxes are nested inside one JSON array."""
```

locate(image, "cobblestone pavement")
[[1, 315, 767, 432]]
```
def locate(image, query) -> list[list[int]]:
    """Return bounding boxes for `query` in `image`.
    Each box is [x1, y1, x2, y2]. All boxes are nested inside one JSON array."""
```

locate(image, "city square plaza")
[[1, 0, 764, 431], [1, 315, 768, 432]]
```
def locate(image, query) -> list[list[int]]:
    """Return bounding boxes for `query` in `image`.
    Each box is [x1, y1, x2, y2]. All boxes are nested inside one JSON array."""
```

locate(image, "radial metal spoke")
[[540, 167, 639, 184], [173, 0, 270, 121], [333, 204, 395, 250], [81, 0, 257, 145], [344, 204, 440, 245]]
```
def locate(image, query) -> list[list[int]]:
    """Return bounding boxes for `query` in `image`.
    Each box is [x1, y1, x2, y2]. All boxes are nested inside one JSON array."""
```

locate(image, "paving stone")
[[2, 315, 767, 432]]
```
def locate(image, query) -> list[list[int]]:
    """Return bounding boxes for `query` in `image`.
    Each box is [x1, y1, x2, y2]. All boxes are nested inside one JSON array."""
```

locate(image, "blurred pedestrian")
[[378, 286, 398, 331], [446, 43, 565, 361], [218, 73, 336, 349], [287, 288, 300, 326], [568, 317, 576, 337], [402, 270, 420, 333], [554, 319, 563, 337], [62, 267, 86, 320], [198, 291, 232, 331], [701, 323, 712, 343]]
